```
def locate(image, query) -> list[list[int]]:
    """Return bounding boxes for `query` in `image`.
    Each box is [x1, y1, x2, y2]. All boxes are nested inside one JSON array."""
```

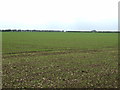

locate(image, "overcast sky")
[[0, 0, 119, 30]]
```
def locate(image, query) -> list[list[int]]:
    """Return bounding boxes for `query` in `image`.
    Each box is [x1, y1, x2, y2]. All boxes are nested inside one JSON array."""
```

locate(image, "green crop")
[[2, 32, 118, 88]]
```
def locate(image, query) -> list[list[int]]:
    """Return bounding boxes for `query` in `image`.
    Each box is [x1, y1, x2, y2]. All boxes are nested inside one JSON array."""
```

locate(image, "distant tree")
[[18, 29, 21, 32], [5, 29, 11, 32], [12, 29, 17, 32], [91, 30, 97, 32]]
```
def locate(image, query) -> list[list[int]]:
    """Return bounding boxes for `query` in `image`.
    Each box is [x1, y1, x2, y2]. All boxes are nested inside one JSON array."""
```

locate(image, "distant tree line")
[[0, 29, 64, 32], [66, 30, 119, 33], [0, 29, 119, 33]]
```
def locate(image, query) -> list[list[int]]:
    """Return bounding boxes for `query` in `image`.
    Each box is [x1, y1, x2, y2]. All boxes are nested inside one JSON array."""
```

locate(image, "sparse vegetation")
[[2, 32, 118, 88]]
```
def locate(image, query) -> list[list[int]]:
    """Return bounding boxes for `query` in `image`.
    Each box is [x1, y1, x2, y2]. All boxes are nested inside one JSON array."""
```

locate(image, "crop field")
[[2, 32, 118, 88]]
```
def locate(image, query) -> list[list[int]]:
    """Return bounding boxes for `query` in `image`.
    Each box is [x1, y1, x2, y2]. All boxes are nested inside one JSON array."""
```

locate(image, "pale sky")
[[0, 0, 119, 30]]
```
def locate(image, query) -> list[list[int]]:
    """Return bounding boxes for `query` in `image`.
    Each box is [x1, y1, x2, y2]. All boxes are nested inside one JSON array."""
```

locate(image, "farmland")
[[2, 32, 118, 88]]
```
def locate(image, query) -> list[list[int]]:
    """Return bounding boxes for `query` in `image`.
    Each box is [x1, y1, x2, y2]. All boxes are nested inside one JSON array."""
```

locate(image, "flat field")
[[2, 32, 118, 88]]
